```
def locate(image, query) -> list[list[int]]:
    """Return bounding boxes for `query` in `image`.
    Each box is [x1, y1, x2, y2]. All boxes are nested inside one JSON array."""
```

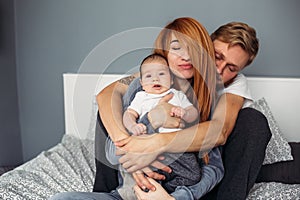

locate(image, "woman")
[[98, 17, 224, 200]]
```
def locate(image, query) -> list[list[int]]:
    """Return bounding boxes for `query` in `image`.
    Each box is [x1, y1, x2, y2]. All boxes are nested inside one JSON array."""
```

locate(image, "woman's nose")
[[180, 48, 190, 61]]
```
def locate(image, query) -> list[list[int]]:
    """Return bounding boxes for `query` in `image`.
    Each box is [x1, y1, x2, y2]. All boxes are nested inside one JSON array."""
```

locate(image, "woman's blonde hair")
[[153, 17, 217, 122]]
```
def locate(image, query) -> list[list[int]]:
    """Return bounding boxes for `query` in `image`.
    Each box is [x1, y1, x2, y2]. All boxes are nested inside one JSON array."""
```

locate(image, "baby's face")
[[140, 61, 172, 94]]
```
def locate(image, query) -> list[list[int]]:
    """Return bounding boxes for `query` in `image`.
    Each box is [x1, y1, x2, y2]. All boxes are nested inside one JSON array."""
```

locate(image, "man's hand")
[[115, 134, 164, 172]]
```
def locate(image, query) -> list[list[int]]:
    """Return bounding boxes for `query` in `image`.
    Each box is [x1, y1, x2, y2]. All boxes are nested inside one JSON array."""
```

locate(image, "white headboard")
[[63, 73, 125, 139], [63, 73, 300, 142]]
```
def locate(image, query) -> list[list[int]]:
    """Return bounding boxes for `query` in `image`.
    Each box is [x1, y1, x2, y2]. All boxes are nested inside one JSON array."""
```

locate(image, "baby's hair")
[[139, 53, 170, 78]]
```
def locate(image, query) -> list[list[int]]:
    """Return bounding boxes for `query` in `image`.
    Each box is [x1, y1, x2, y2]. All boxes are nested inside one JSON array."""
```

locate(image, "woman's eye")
[[172, 47, 181, 51], [170, 43, 181, 51]]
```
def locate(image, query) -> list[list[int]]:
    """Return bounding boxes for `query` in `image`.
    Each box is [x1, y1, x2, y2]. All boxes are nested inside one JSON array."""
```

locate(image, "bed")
[[0, 73, 299, 199]]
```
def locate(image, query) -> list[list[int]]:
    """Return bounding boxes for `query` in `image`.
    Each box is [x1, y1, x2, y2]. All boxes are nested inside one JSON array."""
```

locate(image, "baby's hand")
[[130, 123, 147, 136], [170, 106, 186, 118]]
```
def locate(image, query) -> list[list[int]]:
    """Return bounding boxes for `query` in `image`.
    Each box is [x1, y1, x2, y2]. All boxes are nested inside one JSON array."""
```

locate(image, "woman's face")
[[167, 34, 194, 80]]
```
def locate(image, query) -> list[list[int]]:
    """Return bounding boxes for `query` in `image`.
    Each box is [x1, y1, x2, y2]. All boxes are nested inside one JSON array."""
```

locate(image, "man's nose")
[[216, 61, 226, 74]]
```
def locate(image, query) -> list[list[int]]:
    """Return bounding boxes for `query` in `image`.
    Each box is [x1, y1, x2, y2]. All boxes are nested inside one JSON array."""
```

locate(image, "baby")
[[118, 53, 201, 199]]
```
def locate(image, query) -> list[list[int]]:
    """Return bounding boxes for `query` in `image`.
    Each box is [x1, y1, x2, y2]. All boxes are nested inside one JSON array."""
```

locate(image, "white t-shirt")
[[128, 88, 193, 132], [218, 73, 253, 108]]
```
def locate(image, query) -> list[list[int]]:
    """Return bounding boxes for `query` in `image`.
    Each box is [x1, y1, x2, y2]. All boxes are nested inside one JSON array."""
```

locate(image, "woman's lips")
[[179, 64, 193, 69]]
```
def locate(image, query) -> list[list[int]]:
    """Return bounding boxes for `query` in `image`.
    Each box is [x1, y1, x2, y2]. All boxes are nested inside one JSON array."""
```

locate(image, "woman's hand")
[[132, 161, 172, 191], [148, 93, 185, 129], [115, 133, 170, 172], [134, 177, 175, 200]]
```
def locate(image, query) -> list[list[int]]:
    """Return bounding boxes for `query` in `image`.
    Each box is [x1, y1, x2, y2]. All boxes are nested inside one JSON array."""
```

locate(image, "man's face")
[[213, 39, 250, 85]]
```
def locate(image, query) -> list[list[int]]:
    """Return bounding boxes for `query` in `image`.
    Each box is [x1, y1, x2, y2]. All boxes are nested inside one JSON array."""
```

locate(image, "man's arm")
[[182, 105, 199, 123], [116, 93, 244, 172], [159, 93, 244, 152], [97, 74, 137, 141]]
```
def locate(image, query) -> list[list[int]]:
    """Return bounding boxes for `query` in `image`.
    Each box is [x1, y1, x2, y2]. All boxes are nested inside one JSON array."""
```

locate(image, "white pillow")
[[249, 98, 293, 165]]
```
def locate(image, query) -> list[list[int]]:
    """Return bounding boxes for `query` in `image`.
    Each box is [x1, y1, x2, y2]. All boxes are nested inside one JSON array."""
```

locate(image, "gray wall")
[[11, 0, 300, 161], [0, 0, 23, 166]]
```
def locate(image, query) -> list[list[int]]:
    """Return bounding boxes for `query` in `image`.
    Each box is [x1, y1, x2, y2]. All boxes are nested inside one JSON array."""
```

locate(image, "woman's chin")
[[172, 71, 194, 80], [179, 73, 194, 80]]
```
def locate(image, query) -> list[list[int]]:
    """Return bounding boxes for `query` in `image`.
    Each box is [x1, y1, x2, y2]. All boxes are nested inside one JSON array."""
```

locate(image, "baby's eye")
[[159, 72, 165, 76], [145, 74, 151, 78]]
